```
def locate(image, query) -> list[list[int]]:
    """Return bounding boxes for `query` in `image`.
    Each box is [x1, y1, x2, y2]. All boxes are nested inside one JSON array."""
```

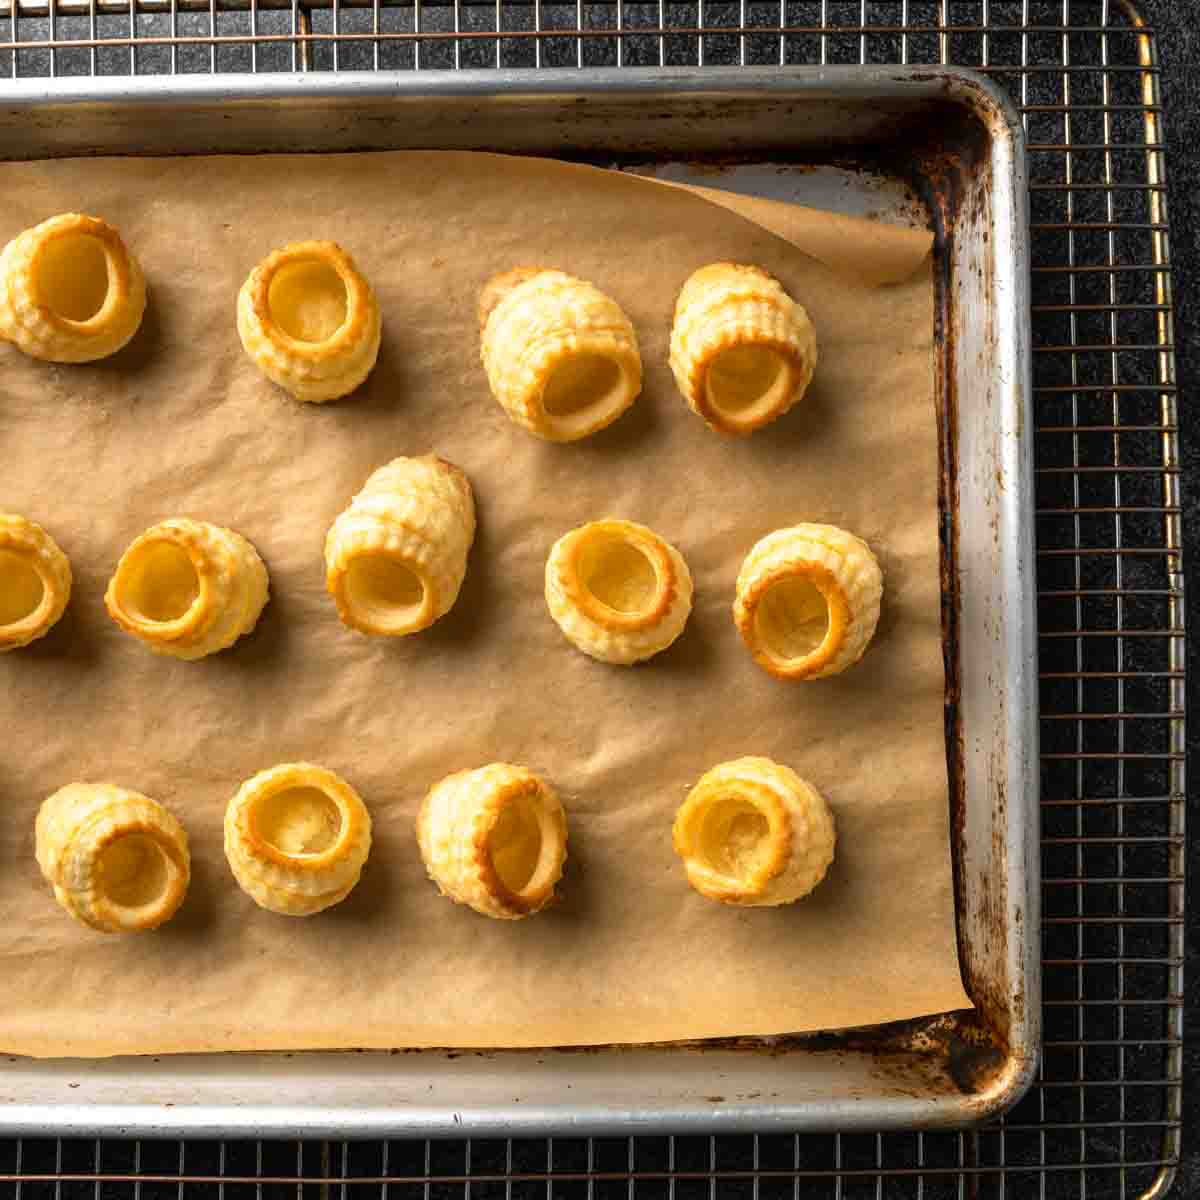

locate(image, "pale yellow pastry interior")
[[479, 267, 642, 442], [734, 522, 883, 680], [545, 518, 693, 665], [267, 258, 348, 343], [669, 262, 817, 435], [417, 763, 567, 920], [0, 213, 146, 363], [35, 782, 190, 933], [0, 513, 72, 651], [225, 762, 372, 916], [673, 756, 835, 906], [325, 454, 476, 637], [237, 240, 381, 403], [105, 518, 269, 660]]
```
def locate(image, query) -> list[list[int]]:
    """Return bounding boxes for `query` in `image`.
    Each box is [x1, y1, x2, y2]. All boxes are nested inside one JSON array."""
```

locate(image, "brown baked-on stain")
[[360, 1012, 1009, 1102], [884, 102, 986, 1047], [874, 85, 1034, 1101]]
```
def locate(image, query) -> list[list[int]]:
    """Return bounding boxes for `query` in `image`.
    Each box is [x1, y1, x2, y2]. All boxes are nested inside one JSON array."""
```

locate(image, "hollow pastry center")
[[267, 259, 349, 343], [0, 551, 45, 626], [252, 785, 343, 857], [343, 554, 426, 631], [488, 791, 545, 895], [576, 533, 658, 615], [97, 833, 172, 909], [755, 574, 830, 661], [693, 794, 771, 881], [35, 233, 110, 323], [117, 540, 200, 624], [541, 353, 623, 423], [705, 345, 791, 418]]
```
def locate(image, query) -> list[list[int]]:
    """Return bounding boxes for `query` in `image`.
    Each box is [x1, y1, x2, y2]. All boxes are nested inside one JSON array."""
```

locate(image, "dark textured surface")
[[1138, 5, 1196, 1196], [0, 1, 1191, 1196]]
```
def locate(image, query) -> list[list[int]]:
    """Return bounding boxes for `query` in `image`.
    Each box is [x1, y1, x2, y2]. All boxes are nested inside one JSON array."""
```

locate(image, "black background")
[[1141, 6, 1196, 1195], [0, 0, 1195, 1195]]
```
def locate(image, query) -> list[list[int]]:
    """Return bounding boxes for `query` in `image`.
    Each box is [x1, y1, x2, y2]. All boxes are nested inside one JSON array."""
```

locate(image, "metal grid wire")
[[0, 0, 1185, 1197]]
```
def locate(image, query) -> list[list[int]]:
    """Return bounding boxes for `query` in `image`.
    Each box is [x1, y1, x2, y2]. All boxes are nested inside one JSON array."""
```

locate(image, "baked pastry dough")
[[417, 763, 567, 920], [325, 455, 475, 637], [668, 263, 817, 435], [672, 756, 834, 906], [35, 783, 190, 933], [545, 518, 693, 665], [0, 213, 146, 363], [734, 522, 882, 681], [105, 518, 269, 660], [225, 762, 372, 916], [237, 240, 381, 403], [0, 513, 72, 651], [480, 267, 642, 441]]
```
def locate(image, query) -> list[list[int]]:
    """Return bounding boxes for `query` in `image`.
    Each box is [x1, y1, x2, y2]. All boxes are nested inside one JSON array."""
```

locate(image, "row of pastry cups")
[[36, 755, 837, 934], [2, 457, 884, 680], [1, 214, 817, 439]]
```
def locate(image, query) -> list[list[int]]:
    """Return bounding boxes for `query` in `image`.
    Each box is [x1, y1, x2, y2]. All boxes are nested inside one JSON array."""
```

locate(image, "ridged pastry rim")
[[672, 263, 813, 437], [23, 214, 139, 341], [324, 455, 472, 638], [74, 808, 191, 932], [474, 770, 567, 916], [735, 558, 851, 680], [241, 240, 374, 362], [237, 762, 371, 875], [417, 765, 568, 918], [36, 783, 192, 934], [690, 335, 806, 437], [0, 517, 71, 650], [328, 548, 437, 636], [105, 521, 220, 646], [551, 518, 679, 635], [479, 266, 643, 443], [672, 776, 792, 903]]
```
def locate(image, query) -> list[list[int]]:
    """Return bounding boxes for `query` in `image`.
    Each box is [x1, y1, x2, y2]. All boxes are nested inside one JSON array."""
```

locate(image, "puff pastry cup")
[[237, 240, 381, 403], [105, 518, 269, 660], [0, 513, 72, 651], [480, 267, 642, 441], [668, 263, 817, 435], [672, 756, 835, 906], [734, 522, 883, 681], [0, 213, 146, 364], [417, 763, 568, 920], [325, 454, 476, 637], [36, 783, 191, 933], [225, 762, 373, 916], [545, 518, 693, 665]]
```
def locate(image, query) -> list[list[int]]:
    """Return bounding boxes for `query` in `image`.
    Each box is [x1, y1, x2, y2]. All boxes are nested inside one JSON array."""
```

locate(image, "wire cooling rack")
[[0, 1, 1186, 1197]]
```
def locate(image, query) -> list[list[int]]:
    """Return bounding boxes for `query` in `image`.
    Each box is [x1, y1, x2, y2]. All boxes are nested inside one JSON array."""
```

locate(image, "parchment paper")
[[661, 179, 935, 285], [0, 150, 967, 1057]]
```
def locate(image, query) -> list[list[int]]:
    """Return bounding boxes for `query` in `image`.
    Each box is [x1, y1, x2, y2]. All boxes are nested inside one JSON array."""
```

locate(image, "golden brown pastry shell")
[[242, 240, 374, 366], [734, 559, 852, 681], [673, 779, 792, 904], [555, 518, 679, 636]]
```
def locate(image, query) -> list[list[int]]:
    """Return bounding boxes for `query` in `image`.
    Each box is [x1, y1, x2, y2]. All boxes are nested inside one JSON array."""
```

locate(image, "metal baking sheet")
[[0, 65, 1038, 1136]]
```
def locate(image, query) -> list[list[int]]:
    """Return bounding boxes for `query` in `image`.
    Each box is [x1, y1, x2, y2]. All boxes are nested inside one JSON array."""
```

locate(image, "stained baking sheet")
[[0, 148, 965, 1056]]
